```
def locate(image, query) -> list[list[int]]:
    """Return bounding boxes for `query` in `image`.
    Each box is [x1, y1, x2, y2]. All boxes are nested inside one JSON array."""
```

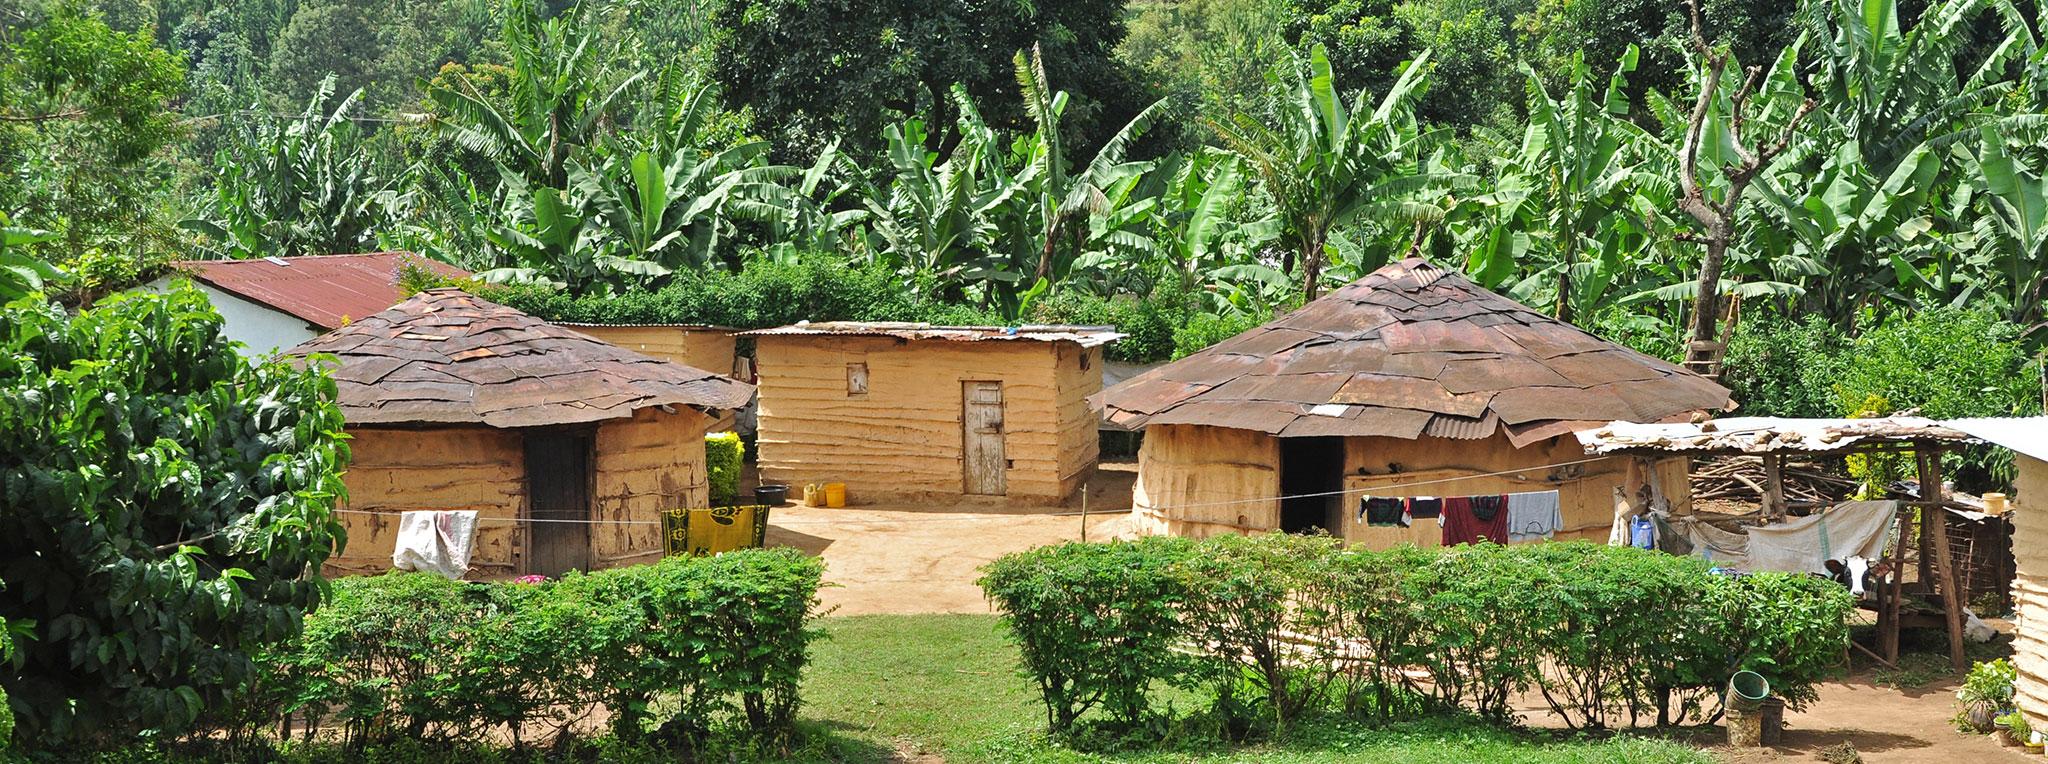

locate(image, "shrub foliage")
[[0, 287, 349, 747], [980, 536, 1854, 738], [705, 432, 744, 506], [243, 550, 824, 753]]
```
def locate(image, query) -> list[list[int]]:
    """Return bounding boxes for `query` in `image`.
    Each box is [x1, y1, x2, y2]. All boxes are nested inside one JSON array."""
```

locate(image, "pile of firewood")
[[1690, 455, 1859, 504]]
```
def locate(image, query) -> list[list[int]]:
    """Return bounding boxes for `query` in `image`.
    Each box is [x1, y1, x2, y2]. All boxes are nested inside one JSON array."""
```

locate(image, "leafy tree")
[[0, 2, 186, 277], [0, 285, 349, 748], [1208, 44, 1461, 299], [262, 1, 381, 107], [706, 0, 1141, 159]]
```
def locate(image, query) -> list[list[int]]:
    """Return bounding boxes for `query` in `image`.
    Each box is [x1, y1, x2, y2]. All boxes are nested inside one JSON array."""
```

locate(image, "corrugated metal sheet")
[[1576, 416, 1975, 455], [1097, 257, 1733, 440], [169, 252, 469, 330], [1947, 418, 2048, 462], [736, 321, 1122, 348], [289, 289, 753, 428]]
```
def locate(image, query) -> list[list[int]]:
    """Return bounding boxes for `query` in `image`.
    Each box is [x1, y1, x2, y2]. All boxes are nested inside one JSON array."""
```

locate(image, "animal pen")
[[1096, 258, 1733, 545], [1580, 417, 1984, 670], [291, 289, 754, 578], [745, 322, 1122, 502]]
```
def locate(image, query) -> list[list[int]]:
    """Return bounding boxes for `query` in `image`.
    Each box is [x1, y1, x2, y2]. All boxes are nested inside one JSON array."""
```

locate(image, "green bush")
[[706, 432, 744, 506], [1719, 313, 1851, 419], [1833, 307, 2040, 421], [0, 287, 349, 749], [485, 262, 1271, 364], [976, 536, 1206, 734], [248, 550, 823, 753], [980, 537, 1855, 740]]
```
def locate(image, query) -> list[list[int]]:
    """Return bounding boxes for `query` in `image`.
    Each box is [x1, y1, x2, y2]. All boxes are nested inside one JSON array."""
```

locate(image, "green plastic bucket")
[[1727, 670, 1771, 712]]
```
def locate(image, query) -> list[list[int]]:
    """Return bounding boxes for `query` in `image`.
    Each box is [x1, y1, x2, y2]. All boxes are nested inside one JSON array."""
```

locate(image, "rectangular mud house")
[[147, 251, 470, 355], [1096, 258, 1733, 546], [1945, 418, 2046, 730], [554, 323, 741, 378], [291, 289, 754, 578], [744, 322, 1122, 502]]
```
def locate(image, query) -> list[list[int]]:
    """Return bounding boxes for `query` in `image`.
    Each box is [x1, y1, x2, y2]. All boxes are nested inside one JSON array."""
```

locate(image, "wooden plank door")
[[524, 433, 593, 576], [963, 381, 1007, 496]]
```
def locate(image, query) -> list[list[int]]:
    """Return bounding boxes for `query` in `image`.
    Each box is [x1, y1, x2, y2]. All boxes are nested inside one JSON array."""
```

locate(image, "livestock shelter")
[[1582, 417, 1981, 670], [1096, 258, 1732, 546], [1946, 418, 2047, 729], [291, 289, 753, 578], [744, 322, 1122, 502], [147, 252, 469, 355]]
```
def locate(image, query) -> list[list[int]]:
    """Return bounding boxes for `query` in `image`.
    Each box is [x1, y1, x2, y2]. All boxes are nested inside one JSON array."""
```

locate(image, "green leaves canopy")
[[0, 285, 349, 746]]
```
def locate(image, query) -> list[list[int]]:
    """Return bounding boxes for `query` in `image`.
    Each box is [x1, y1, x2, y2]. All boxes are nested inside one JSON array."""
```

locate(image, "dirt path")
[[760, 463, 1136, 616]]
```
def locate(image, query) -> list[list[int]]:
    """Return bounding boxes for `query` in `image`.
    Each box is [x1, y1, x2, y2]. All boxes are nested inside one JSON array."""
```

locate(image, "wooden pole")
[[1880, 503, 1908, 664], [1763, 453, 1786, 522], [1921, 446, 1968, 671], [1080, 490, 1089, 543]]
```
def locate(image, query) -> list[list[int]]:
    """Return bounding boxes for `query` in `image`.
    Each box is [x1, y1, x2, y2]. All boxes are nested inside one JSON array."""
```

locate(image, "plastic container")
[[1727, 670, 1771, 712], [824, 482, 847, 508], [803, 483, 823, 506], [754, 484, 789, 506]]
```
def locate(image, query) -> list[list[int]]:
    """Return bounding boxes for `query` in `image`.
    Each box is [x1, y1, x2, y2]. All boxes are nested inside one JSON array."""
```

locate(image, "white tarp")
[[392, 510, 480, 579], [1667, 500, 1898, 574]]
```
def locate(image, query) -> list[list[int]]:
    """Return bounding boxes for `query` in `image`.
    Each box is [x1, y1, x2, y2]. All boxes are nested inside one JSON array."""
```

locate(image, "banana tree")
[[860, 110, 1013, 300], [1965, 124, 2048, 329], [1799, 0, 2039, 177], [1749, 138, 1943, 323], [1468, 48, 1664, 322], [1011, 46, 1167, 294], [1208, 45, 1463, 300], [423, 2, 643, 188], [187, 78, 413, 260]]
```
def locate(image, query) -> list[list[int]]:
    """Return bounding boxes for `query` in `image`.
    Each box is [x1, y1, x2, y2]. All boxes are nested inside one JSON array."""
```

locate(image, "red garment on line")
[[1441, 495, 1509, 545]]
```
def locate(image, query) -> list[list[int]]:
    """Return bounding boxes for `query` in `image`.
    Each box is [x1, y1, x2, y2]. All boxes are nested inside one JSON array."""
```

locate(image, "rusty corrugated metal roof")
[[1094, 258, 1734, 443], [288, 289, 754, 428], [737, 321, 1123, 348], [169, 252, 470, 330]]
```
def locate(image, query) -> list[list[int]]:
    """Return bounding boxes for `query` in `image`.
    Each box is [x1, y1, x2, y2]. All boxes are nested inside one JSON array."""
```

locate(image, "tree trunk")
[[1688, 224, 1730, 347], [1300, 235, 1326, 301]]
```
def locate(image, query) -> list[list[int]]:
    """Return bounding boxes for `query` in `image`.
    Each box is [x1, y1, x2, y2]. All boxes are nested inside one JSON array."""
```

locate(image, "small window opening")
[[847, 362, 869, 396]]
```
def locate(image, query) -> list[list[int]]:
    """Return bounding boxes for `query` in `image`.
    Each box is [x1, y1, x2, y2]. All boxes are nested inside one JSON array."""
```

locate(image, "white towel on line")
[[392, 510, 480, 580]]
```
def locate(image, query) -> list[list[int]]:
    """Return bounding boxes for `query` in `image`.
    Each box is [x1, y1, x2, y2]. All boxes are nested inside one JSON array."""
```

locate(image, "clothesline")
[[323, 454, 1615, 528]]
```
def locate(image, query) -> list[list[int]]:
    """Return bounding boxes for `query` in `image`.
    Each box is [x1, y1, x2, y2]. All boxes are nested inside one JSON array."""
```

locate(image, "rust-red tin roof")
[[288, 289, 754, 428], [168, 252, 470, 330], [1094, 258, 1734, 445]]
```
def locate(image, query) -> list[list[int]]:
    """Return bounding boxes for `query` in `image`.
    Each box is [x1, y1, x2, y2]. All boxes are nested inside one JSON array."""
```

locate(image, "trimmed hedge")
[[484, 261, 1269, 364], [979, 536, 1853, 738], [706, 432, 744, 506], [234, 550, 823, 753]]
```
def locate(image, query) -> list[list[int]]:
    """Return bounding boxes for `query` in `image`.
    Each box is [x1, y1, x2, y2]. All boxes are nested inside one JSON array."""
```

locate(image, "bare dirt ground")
[[758, 461, 2022, 763], [759, 462, 1138, 616]]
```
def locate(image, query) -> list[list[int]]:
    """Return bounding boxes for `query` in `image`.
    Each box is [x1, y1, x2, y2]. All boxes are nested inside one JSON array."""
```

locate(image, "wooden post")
[[1879, 505, 1907, 664], [1920, 446, 1968, 671], [1763, 453, 1786, 522], [1080, 490, 1089, 543]]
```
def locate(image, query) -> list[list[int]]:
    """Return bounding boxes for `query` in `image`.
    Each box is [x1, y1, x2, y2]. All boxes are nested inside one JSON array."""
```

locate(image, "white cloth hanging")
[[392, 510, 479, 580]]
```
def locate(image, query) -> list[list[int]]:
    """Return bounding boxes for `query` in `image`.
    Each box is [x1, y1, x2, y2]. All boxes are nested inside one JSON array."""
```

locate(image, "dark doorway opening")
[[525, 432, 593, 576], [1279, 436, 1344, 534]]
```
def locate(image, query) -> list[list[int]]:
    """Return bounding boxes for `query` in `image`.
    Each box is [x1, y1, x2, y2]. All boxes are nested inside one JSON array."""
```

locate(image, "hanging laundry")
[[1440, 495, 1508, 545], [1361, 496, 1407, 527], [1505, 491, 1563, 543], [1470, 494, 1506, 522], [392, 510, 480, 580], [1406, 496, 1443, 520]]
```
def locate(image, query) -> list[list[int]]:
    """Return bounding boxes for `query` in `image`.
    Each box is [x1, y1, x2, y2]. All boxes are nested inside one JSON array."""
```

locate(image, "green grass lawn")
[[797, 614, 1713, 764]]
